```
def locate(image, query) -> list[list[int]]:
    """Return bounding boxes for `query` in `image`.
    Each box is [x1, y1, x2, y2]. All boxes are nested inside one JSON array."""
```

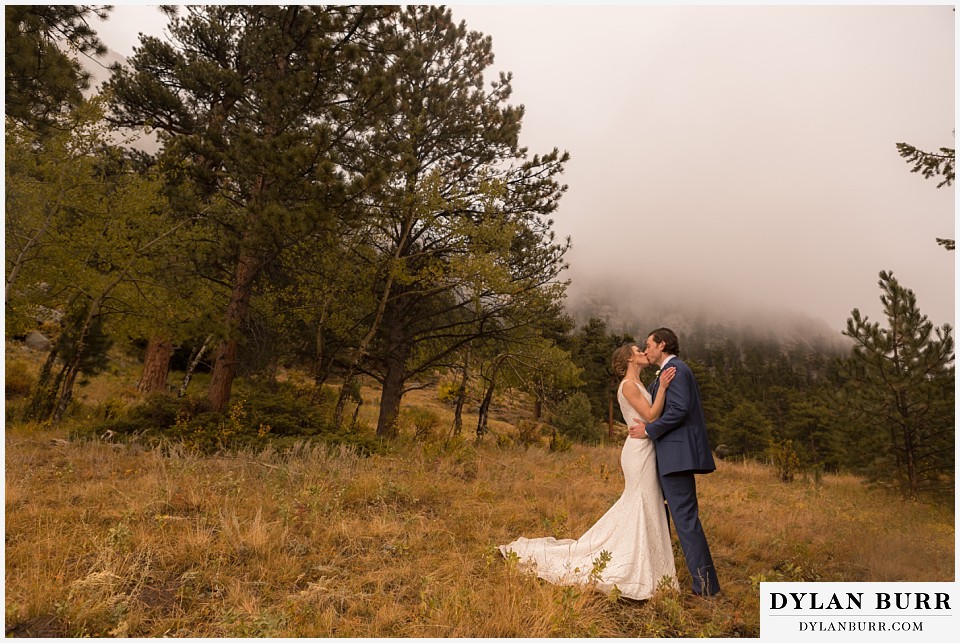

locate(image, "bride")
[[499, 343, 678, 600]]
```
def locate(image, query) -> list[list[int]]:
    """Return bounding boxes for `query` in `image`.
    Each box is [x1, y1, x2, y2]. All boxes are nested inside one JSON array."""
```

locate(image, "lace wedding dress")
[[498, 380, 677, 600]]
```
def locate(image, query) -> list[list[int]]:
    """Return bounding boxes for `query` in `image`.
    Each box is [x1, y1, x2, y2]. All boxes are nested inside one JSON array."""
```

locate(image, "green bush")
[[241, 388, 329, 437], [399, 406, 441, 441], [495, 432, 514, 448], [5, 361, 35, 399], [91, 384, 383, 455], [767, 439, 802, 483], [549, 392, 602, 443], [91, 392, 202, 436], [514, 419, 544, 449], [436, 380, 460, 405], [549, 430, 573, 453]]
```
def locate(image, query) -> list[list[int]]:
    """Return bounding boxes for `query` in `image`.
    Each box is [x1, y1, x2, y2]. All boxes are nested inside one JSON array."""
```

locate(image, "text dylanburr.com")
[[760, 582, 956, 641]]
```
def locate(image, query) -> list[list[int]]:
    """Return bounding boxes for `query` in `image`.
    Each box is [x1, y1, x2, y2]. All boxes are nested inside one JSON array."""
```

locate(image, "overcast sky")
[[94, 3, 955, 333]]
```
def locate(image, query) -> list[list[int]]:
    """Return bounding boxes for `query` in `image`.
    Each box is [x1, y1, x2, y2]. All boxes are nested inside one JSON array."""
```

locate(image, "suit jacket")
[[645, 357, 716, 476]]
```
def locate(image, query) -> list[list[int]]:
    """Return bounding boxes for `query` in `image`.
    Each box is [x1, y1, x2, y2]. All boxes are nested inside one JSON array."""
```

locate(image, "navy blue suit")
[[645, 356, 720, 596]]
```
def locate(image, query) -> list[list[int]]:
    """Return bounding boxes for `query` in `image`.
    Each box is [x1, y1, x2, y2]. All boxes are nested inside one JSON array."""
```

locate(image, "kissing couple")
[[499, 327, 720, 600]]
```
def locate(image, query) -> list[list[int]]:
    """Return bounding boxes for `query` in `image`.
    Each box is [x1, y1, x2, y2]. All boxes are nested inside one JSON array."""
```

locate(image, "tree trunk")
[[138, 335, 174, 393], [208, 248, 260, 413], [476, 373, 499, 440], [376, 360, 406, 438], [476, 355, 506, 439], [608, 396, 614, 439], [51, 297, 104, 423], [452, 349, 470, 436], [534, 398, 542, 420], [179, 335, 212, 397], [313, 296, 330, 388], [49, 273, 126, 424], [476, 380, 495, 440], [351, 397, 363, 428], [334, 202, 418, 428], [23, 342, 61, 422], [23, 292, 82, 422], [452, 388, 466, 436]]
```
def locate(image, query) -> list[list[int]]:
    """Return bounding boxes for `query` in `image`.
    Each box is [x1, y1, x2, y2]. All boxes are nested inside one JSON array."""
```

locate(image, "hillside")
[[4, 352, 954, 637], [565, 274, 851, 355]]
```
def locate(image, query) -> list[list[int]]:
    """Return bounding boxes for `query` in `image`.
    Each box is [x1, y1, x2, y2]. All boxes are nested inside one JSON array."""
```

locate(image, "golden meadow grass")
[[4, 351, 955, 636], [6, 420, 954, 637]]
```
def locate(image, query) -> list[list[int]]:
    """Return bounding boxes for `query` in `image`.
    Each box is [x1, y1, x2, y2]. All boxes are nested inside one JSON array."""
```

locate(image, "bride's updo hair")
[[612, 344, 636, 379]]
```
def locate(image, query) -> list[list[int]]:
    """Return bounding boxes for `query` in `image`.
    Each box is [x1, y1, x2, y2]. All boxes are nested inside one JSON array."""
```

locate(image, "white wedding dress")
[[498, 380, 677, 600]]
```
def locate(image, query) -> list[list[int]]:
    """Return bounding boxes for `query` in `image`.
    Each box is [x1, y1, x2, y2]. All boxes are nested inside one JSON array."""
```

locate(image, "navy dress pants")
[[659, 471, 720, 596]]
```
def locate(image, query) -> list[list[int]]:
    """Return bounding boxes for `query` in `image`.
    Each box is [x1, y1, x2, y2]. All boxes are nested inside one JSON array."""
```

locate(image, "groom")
[[628, 327, 720, 597]]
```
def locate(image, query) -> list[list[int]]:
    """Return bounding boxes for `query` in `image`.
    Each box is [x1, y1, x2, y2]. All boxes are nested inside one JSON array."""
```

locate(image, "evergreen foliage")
[[838, 271, 954, 497], [895, 142, 955, 188], [549, 391, 600, 443], [107, 5, 396, 413], [715, 400, 774, 459], [569, 318, 632, 423], [4, 4, 110, 131], [894, 142, 955, 250], [321, 6, 572, 436]]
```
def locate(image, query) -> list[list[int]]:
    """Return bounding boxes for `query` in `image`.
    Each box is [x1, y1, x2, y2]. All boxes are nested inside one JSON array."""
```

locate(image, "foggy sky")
[[94, 4, 956, 334]]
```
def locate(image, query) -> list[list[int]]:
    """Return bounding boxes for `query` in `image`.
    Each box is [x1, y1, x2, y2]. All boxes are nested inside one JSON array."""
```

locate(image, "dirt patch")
[[5, 613, 70, 638], [136, 581, 181, 613]]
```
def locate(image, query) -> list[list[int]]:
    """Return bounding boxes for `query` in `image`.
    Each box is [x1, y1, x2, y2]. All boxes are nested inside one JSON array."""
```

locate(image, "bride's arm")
[[621, 367, 676, 422]]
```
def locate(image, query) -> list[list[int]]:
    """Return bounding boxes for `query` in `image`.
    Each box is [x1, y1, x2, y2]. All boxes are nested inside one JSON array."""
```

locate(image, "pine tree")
[[715, 400, 773, 459], [107, 5, 394, 413], [327, 6, 571, 436], [571, 317, 631, 426], [838, 271, 954, 497], [4, 5, 110, 131]]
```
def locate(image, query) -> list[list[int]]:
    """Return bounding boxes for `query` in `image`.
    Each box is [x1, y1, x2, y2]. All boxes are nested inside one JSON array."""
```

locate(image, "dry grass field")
[[4, 350, 955, 637]]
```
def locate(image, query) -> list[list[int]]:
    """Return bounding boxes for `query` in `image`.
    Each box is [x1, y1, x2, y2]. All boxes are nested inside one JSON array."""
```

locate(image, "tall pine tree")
[[838, 271, 954, 497], [107, 5, 394, 412], [329, 6, 571, 436]]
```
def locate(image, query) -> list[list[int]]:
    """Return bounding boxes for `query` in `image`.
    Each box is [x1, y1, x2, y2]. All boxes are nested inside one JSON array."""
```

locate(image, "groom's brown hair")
[[649, 327, 680, 357]]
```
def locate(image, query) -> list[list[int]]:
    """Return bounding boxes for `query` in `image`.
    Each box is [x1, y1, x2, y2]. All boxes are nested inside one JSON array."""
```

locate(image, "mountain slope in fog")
[[566, 274, 851, 355]]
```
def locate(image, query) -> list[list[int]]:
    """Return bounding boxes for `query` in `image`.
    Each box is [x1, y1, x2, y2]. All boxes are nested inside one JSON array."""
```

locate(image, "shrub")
[[436, 380, 460, 405], [241, 387, 328, 436], [5, 361, 35, 399], [311, 383, 337, 408], [767, 439, 802, 483], [549, 430, 573, 453], [514, 419, 543, 449], [399, 405, 441, 441], [89, 392, 202, 436], [549, 392, 602, 443], [90, 384, 382, 455]]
